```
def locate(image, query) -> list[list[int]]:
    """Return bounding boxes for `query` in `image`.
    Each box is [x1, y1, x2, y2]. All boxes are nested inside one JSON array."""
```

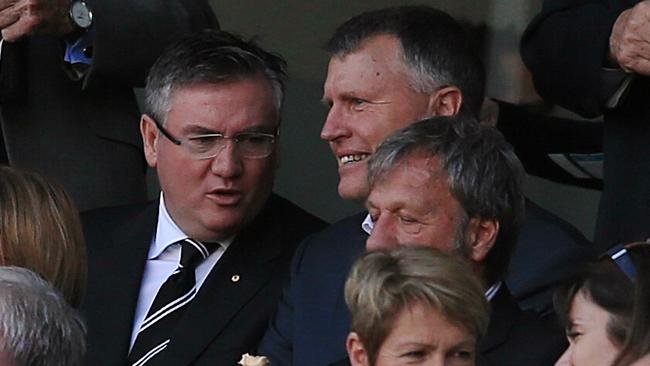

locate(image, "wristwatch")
[[69, 1, 93, 30]]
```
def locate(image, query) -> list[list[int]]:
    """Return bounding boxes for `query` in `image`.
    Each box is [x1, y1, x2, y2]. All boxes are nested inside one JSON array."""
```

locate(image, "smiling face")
[[554, 291, 621, 366], [141, 77, 279, 241], [365, 154, 466, 253], [321, 35, 434, 201], [348, 302, 477, 366]]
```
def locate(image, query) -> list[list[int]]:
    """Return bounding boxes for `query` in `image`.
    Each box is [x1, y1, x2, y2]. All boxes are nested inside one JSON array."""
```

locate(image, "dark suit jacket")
[[521, 0, 650, 250], [0, 0, 217, 211], [258, 210, 572, 365], [81, 193, 326, 366]]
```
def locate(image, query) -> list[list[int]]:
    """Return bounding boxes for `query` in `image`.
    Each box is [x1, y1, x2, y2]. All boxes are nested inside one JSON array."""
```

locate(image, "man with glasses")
[[81, 30, 325, 366]]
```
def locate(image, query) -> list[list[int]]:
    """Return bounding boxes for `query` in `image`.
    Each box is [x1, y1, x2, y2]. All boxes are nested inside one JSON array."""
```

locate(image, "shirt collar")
[[361, 213, 373, 235], [360, 212, 502, 301], [149, 192, 234, 259]]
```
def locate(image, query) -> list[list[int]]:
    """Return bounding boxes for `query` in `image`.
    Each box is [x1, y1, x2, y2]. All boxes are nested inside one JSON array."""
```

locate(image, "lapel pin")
[[231, 274, 240, 283]]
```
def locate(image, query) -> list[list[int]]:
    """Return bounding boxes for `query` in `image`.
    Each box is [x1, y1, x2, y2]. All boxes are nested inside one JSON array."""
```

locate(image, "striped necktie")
[[128, 238, 219, 366]]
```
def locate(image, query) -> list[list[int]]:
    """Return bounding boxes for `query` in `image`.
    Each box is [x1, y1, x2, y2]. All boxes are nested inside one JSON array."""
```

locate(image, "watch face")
[[71, 1, 93, 29]]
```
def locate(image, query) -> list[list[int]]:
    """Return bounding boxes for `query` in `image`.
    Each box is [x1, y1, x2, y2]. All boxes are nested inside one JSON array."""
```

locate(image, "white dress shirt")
[[129, 193, 233, 349]]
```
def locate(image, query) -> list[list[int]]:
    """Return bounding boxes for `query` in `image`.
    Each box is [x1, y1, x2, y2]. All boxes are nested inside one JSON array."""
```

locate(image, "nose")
[[210, 142, 243, 178], [553, 347, 571, 366], [366, 214, 398, 251], [320, 105, 349, 143]]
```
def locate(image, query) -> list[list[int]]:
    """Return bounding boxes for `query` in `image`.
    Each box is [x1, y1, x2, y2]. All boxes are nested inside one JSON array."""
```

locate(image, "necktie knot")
[[179, 238, 219, 270]]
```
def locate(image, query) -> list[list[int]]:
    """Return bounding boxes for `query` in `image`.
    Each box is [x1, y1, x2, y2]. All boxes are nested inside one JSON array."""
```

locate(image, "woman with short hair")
[[344, 246, 490, 366]]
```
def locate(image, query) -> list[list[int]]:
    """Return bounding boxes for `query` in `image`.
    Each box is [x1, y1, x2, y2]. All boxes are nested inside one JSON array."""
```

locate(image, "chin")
[[338, 181, 369, 202]]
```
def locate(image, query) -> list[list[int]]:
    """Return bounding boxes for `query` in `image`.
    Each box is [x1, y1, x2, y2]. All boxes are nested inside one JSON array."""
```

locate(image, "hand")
[[0, 0, 76, 42], [609, 0, 650, 75]]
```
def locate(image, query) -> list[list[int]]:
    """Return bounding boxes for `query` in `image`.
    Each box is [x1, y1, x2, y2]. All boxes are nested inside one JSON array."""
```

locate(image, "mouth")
[[206, 189, 243, 205], [338, 154, 370, 167]]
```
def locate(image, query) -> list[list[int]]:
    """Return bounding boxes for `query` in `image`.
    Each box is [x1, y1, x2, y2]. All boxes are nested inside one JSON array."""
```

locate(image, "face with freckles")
[[320, 34, 435, 201], [141, 76, 279, 241]]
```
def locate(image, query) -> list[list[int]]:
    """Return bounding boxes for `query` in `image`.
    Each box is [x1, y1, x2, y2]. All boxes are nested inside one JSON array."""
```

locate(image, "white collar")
[[149, 192, 233, 259]]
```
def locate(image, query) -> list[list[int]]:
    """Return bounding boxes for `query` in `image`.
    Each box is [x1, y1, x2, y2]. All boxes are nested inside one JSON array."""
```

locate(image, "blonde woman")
[[0, 166, 86, 307], [343, 246, 489, 366]]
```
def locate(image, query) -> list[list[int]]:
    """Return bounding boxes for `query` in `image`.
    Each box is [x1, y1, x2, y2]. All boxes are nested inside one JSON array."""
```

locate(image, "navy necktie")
[[128, 238, 219, 366]]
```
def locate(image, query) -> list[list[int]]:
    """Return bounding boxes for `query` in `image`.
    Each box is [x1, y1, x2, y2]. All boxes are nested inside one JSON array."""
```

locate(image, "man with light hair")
[[0, 266, 86, 366], [260, 6, 581, 365]]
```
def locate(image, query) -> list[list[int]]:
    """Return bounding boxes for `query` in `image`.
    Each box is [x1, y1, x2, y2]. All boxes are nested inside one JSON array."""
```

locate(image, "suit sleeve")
[[520, 0, 635, 117], [80, 0, 219, 89], [257, 235, 313, 364], [496, 100, 603, 190]]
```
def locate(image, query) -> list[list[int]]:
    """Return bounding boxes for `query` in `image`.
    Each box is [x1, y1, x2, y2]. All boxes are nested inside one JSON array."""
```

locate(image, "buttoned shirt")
[[129, 193, 233, 349]]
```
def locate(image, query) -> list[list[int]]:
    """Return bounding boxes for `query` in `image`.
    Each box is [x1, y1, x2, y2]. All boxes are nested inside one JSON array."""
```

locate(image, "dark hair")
[[554, 243, 650, 365], [145, 30, 287, 124], [367, 115, 525, 284], [326, 5, 485, 116]]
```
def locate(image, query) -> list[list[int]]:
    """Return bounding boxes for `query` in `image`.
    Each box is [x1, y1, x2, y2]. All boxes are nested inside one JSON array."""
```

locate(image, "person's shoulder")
[[291, 211, 368, 270], [81, 201, 157, 234], [264, 193, 327, 234], [484, 286, 566, 365]]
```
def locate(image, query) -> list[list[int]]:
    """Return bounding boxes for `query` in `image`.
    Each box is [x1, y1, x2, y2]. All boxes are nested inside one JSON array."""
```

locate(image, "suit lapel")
[[91, 203, 158, 363], [161, 200, 285, 366], [479, 286, 520, 359]]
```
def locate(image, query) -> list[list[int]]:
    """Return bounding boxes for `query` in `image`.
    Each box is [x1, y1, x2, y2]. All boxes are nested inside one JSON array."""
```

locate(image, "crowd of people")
[[0, 1, 649, 366]]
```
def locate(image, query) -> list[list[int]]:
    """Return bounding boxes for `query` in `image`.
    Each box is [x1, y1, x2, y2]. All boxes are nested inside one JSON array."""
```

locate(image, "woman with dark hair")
[[554, 242, 650, 366]]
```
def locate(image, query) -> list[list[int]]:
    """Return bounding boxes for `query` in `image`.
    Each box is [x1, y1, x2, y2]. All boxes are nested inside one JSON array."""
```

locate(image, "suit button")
[[231, 274, 240, 282]]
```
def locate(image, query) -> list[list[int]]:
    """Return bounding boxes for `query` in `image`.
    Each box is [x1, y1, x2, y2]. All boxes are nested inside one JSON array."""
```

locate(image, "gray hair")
[[345, 246, 489, 366], [367, 115, 525, 284], [145, 30, 287, 124], [0, 267, 86, 366], [326, 6, 485, 115]]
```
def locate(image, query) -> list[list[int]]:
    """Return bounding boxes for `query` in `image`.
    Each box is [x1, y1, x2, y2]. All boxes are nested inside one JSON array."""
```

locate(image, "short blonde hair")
[[0, 166, 86, 308], [345, 246, 489, 364]]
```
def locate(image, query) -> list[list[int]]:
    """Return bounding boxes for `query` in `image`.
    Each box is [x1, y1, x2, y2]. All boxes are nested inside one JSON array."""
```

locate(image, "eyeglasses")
[[152, 118, 278, 160]]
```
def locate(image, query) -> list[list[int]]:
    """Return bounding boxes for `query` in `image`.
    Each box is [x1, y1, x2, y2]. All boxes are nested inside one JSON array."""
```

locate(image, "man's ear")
[[427, 86, 463, 117], [346, 332, 370, 366], [465, 217, 499, 263], [141, 114, 159, 168]]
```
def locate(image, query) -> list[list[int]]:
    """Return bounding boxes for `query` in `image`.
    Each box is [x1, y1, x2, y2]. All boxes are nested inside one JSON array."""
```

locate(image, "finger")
[[1, 13, 38, 41], [622, 55, 650, 76], [0, 9, 19, 30], [0, 0, 16, 12]]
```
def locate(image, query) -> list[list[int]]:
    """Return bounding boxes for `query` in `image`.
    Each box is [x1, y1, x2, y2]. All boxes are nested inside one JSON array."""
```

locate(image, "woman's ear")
[[426, 86, 463, 117], [347, 332, 370, 366]]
